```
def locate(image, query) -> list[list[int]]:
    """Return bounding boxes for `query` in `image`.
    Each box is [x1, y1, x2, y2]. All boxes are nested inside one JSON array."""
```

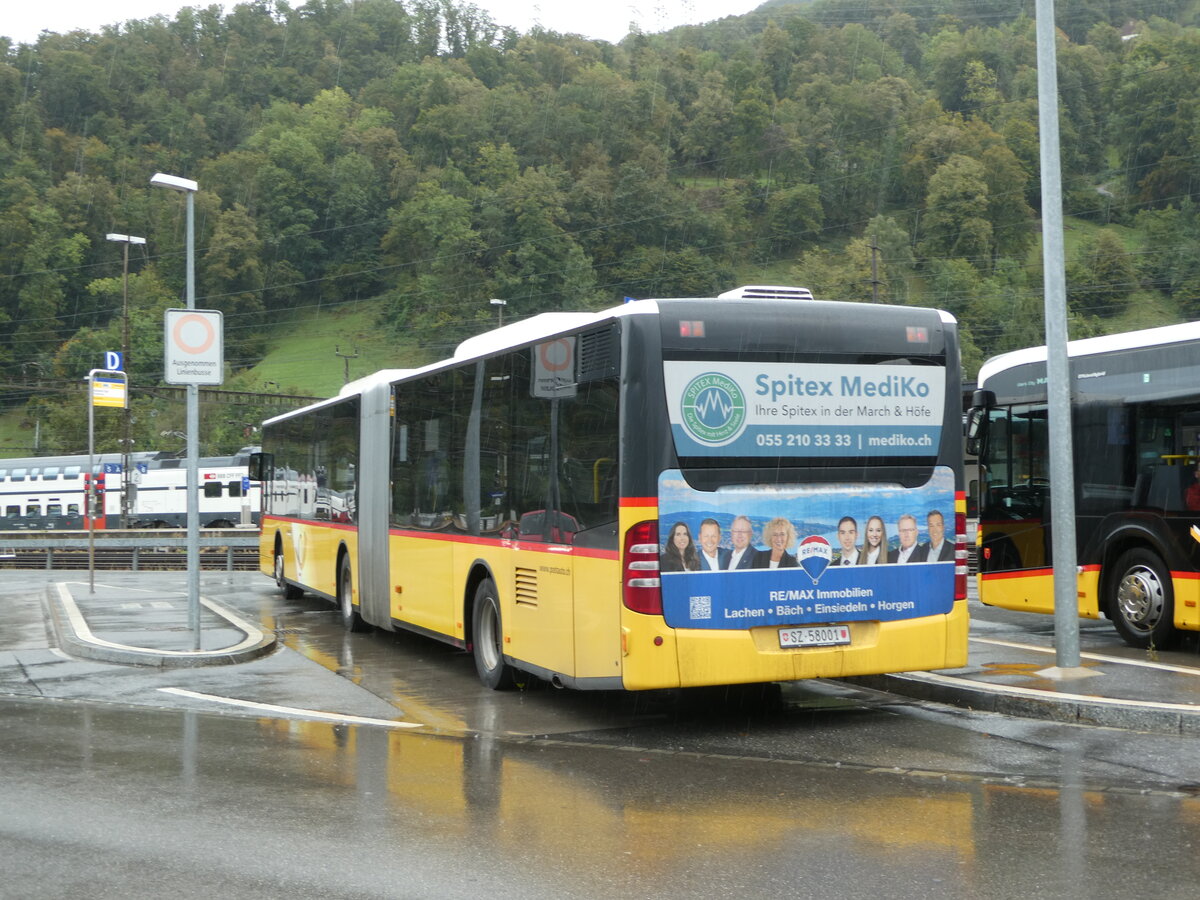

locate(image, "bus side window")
[[557, 379, 620, 532]]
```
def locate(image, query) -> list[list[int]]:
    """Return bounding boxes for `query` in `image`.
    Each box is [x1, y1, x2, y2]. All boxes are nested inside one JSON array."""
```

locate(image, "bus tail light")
[[954, 507, 968, 600], [623, 520, 662, 615]]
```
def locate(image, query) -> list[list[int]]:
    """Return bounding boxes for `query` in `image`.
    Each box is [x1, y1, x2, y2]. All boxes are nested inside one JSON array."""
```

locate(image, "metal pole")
[[1035, 0, 1082, 671], [88, 375, 95, 594], [121, 241, 131, 529], [185, 189, 201, 650]]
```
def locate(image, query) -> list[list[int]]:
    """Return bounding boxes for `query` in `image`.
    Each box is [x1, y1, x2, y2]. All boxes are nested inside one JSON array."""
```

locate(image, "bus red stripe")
[[386, 528, 619, 560], [979, 564, 1101, 581]]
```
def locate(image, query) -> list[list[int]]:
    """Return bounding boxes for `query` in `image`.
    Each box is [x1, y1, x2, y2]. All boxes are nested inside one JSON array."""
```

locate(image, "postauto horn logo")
[[680, 372, 747, 445]]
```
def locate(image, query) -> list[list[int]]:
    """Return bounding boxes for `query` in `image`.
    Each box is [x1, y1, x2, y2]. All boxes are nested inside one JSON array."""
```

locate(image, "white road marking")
[[913, 670, 1200, 712], [971, 635, 1200, 675], [158, 687, 422, 729]]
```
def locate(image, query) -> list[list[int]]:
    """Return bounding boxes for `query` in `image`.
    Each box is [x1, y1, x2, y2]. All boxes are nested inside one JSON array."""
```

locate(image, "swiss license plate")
[[779, 624, 851, 649]]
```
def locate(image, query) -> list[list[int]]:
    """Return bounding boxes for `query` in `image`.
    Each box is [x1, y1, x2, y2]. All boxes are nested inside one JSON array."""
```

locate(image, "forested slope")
[[3, 0, 1200, 454]]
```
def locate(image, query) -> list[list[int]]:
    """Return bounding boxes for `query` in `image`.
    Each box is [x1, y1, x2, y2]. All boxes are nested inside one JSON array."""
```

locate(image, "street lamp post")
[[150, 172, 202, 649], [105, 233, 145, 528], [489, 298, 507, 326]]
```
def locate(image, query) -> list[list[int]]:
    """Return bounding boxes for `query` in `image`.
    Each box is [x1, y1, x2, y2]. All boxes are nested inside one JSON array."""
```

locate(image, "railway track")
[[0, 530, 259, 572]]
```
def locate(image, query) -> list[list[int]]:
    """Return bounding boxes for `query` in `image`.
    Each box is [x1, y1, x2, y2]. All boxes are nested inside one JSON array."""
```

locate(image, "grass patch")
[[227, 303, 431, 399], [1060, 215, 1142, 255], [0, 406, 38, 457]]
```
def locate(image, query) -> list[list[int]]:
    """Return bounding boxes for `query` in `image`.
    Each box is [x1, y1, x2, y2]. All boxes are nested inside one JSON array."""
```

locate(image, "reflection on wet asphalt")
[[2, 694, 1199, 900], [4, 573, 1200, 896]]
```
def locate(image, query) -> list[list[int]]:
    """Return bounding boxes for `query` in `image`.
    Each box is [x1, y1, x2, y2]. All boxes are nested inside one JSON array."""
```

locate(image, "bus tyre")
[[275, 546, 303, 599], [472, 578, 515, 690], [1110, 548, 1175, 649], [338, 556, 371, 633]]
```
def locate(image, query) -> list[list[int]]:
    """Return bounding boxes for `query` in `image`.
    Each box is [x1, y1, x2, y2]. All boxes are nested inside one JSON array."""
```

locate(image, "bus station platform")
[[44, 578, 276, 668], [39, 575, 1200, 734], [853, 615, 1200, 736]]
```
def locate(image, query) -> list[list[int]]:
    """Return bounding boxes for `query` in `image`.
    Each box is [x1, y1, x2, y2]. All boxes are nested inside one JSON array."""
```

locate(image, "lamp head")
[[150, 173, 198, 193]]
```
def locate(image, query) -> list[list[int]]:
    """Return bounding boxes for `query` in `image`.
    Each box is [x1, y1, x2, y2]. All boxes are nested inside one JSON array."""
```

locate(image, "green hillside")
[[4, 0, 1200, 456]]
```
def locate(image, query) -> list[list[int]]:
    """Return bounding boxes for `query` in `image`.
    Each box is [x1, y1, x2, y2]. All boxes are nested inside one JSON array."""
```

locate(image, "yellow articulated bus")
[[968, 322, 1200, 648], [252, 290, 968, 690]]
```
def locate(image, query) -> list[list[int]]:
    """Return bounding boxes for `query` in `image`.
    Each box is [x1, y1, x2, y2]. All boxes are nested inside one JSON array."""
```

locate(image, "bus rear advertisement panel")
[[657, 467, 957, 631], [664, 361, 945, 457]]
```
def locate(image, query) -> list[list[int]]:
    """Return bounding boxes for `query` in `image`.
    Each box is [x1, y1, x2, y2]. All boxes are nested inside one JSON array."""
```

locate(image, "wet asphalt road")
[[2, 572, 1200, 897]]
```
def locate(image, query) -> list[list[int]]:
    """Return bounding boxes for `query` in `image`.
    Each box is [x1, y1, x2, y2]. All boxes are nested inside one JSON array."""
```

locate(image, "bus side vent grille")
[[515, 567, 538, 607], [576, 326, 618, 383]]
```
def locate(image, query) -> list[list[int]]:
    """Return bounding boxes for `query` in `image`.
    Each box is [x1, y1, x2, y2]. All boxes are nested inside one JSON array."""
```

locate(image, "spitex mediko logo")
[[680, 372, 747, 445]]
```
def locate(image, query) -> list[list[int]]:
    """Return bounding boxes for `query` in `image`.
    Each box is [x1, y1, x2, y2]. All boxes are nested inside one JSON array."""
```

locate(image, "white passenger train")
[[0, 447, 260, 530]]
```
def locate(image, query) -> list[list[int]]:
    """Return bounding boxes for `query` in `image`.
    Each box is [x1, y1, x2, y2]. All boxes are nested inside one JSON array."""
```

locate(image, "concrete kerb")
[[849, 671, 1200, 737], [44, 582, 276, 668]]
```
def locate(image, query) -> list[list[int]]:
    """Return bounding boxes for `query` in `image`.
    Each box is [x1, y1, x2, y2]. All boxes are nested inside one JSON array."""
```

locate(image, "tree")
[[765, 184, 823, 252], [380, 178, 489, 337], [789, 238, 875, 302], [201, 204, 267, 365], [919, 155, 993, 269], [1067, 230, 1138, 318], [8, 204, 89, 370]]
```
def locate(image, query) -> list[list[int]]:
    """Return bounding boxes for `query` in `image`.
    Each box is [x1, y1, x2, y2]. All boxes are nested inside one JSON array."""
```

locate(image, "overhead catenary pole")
[[1034, 0, 1087, 676], [335, 345, 359, 385]]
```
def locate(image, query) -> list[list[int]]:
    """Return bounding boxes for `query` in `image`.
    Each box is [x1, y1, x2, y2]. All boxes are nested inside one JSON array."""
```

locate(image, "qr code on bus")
[[689, 595, 712, 619]]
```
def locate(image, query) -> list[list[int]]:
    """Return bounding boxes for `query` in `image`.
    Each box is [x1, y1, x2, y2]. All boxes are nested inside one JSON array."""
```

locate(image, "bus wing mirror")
[[964, 393, 993, 457], [248, 452, 272, 482]]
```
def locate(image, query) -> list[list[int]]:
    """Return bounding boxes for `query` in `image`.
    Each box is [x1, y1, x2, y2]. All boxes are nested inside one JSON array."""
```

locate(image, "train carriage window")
[[63, 466, 80, 480], [227, 480, 244, 498], [25, 504, 40, 517], [11, 468, 27, 482], [5, 505, 18, 517], [0, 469, 6, 482], [42, 467, 60, 480], [47, 503, 62, 516], [203, 482, 224, 498], [67, 503, 80, 516]]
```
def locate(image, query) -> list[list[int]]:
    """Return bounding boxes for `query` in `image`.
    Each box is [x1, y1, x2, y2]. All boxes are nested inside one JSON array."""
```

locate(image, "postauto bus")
[[253, 290, 968, 689]]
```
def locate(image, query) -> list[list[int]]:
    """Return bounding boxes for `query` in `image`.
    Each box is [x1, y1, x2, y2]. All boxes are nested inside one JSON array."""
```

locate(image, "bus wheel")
[[1110, 548, 1175, 649], [338, 555, 371, 633], [274, 546, 303, 599], [472, 578, 515, 690]]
